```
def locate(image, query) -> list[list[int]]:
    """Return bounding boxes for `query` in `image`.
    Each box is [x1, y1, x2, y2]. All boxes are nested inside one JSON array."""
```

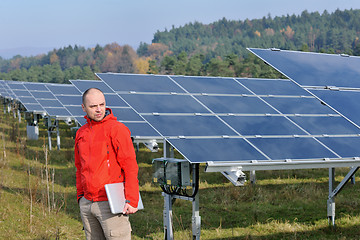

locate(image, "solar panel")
[[248, 48, 360, 127], [70, 79, 114, 94], [44, 84, 84, 124], [4, 81, 45, 113], [238, 78, 309, 96], [98, 73, 360, 166], [248, 48, 360, 88], [96, 73, 186, 93], [20, 82, 73, 118]]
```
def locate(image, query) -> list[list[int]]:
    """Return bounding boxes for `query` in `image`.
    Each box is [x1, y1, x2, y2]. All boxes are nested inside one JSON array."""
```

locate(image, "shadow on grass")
[[209, 224, 360, 240]]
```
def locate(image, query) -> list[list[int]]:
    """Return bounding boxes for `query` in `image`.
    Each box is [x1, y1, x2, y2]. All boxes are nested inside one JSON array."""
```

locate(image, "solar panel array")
[[96, 73, 360, 165]]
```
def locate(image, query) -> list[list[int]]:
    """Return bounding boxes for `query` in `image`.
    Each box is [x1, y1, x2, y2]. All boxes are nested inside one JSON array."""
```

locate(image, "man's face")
[[82, 90, 106, 122]]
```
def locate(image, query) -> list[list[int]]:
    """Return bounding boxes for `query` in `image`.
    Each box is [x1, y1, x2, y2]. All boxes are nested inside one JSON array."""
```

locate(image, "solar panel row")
[[96, 73, 360, 164]]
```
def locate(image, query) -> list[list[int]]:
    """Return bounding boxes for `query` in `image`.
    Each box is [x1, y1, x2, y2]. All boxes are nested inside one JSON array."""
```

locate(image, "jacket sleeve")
[[112, 124, 139, 208], [74, 133, 84, 203]]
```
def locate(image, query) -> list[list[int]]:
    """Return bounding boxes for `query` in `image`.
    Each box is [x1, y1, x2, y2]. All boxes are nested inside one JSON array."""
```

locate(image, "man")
[[75, 88, 139, 239]]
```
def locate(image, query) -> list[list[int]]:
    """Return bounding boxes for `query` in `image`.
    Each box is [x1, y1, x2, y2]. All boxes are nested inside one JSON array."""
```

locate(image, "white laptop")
[[105, 182, 144, 214]]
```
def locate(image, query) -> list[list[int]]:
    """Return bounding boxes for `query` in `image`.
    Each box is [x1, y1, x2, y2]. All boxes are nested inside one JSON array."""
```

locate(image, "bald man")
[[75, 88, 139, 240]]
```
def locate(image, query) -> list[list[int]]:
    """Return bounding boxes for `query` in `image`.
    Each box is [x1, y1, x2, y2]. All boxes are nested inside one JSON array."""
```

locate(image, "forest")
[[1, 8, 360, 83]]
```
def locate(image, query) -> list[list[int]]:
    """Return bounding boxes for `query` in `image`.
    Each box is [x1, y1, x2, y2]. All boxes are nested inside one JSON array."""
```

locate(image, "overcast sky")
[[1, 0, 360, 58]]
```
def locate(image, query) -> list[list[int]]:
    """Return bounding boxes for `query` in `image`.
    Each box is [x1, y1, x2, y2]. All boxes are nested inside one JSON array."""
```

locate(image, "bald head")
[[82, 88, 104, 106]]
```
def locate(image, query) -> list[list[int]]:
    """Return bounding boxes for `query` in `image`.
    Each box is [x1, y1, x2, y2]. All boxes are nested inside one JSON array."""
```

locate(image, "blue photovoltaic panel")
[[70, 80, 114, 94], [37, 99, 63, 108], [263, 97, 335, 114], [31, 91, 56, 99], [121, 94, 209, 114], [248, 138, 338, 160], [7, 83, 26, 90], [18, 96, 38, 104], [220, 116, 306, 136], [110, 108, 143, 122], [23, 83, 49, 91], [168, 138, 268, 162], [22, 104, 45, 112], [171, 76, 250, 94], [308, 89, 360, 127], [124, 122, 159, 137], [65, 106, 84, 116], [46, 84, 80, 95], [103, 94, 128, 107], [195, 95, 277, 114], [1, 82, 16, 99], [143, 115, 237, 137], [75, 117, 87, 126], [96, 73, 186, 93], [248, 48, 360, 88], [318, 137, 360, 158], [12, 90, 32, 97], [239, 78, 309, 96], [55, 95, 82, 106], [288, 116, 360, 135], [45, 107, 73, 117]]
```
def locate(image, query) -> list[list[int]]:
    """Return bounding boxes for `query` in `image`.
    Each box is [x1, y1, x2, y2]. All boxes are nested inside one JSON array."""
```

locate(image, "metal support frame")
[[191, 170, 201, 240], [327, 166, 359, 226], [56, 119, 60, 150], [250, 170, 256, 184], [163, 140, 174, 240], [162, 140, 201, 240], [207, 160, 360, 227], [17, 108, 21, 123], [45, 117, 61, 151]]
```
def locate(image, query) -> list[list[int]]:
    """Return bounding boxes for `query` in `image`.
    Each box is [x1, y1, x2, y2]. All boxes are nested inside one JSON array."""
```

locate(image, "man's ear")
[[81, 104, 86, 112]]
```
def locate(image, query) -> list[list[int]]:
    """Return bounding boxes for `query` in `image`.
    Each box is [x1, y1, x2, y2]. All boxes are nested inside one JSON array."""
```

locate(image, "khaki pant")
[[79, 197, 132, 240]]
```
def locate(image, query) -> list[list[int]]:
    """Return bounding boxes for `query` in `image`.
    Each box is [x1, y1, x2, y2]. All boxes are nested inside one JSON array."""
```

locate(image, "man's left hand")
[[122, 203, 138, 215]]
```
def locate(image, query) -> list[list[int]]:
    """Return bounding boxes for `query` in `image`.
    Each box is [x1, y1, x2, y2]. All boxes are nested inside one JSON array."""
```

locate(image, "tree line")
[[1, 8, 360, 83]]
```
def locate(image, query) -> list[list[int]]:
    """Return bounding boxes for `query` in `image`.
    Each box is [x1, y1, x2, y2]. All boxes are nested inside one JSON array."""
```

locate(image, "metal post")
[[250, 170, 256, 184], [17, 109, 21, 123], [164, 193, 174, 240], [163, 140, 174, 240], [351, 167, 356, 184], [192, 164, 201, 240], [47, 118, 52, 151], [34, 114, 38, 125], [327, 168, 335, 226], [56, 119, 60, 150]]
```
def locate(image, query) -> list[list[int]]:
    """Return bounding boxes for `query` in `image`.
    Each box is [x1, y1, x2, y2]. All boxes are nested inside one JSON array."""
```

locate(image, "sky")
[[1, 0, 360, 58]]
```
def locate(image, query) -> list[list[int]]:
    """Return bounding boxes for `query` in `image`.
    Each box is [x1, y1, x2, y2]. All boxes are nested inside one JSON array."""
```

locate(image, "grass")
[[0, 108, 360, 239]]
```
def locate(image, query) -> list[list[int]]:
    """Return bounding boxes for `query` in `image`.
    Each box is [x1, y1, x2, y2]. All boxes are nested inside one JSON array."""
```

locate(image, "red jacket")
[[75, 108, 139, 208]]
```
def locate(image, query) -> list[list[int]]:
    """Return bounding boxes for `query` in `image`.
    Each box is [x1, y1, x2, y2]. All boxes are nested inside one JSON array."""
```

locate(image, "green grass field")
[[0, 109, 360, 240]]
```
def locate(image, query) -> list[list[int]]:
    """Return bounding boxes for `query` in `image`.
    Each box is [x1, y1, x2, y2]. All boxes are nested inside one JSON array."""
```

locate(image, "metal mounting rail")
[[205, 157, 360, 172]]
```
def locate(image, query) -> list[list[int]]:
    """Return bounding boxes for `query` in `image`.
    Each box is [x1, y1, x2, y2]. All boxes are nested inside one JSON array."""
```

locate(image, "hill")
[[143, 9, 360, 60]]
